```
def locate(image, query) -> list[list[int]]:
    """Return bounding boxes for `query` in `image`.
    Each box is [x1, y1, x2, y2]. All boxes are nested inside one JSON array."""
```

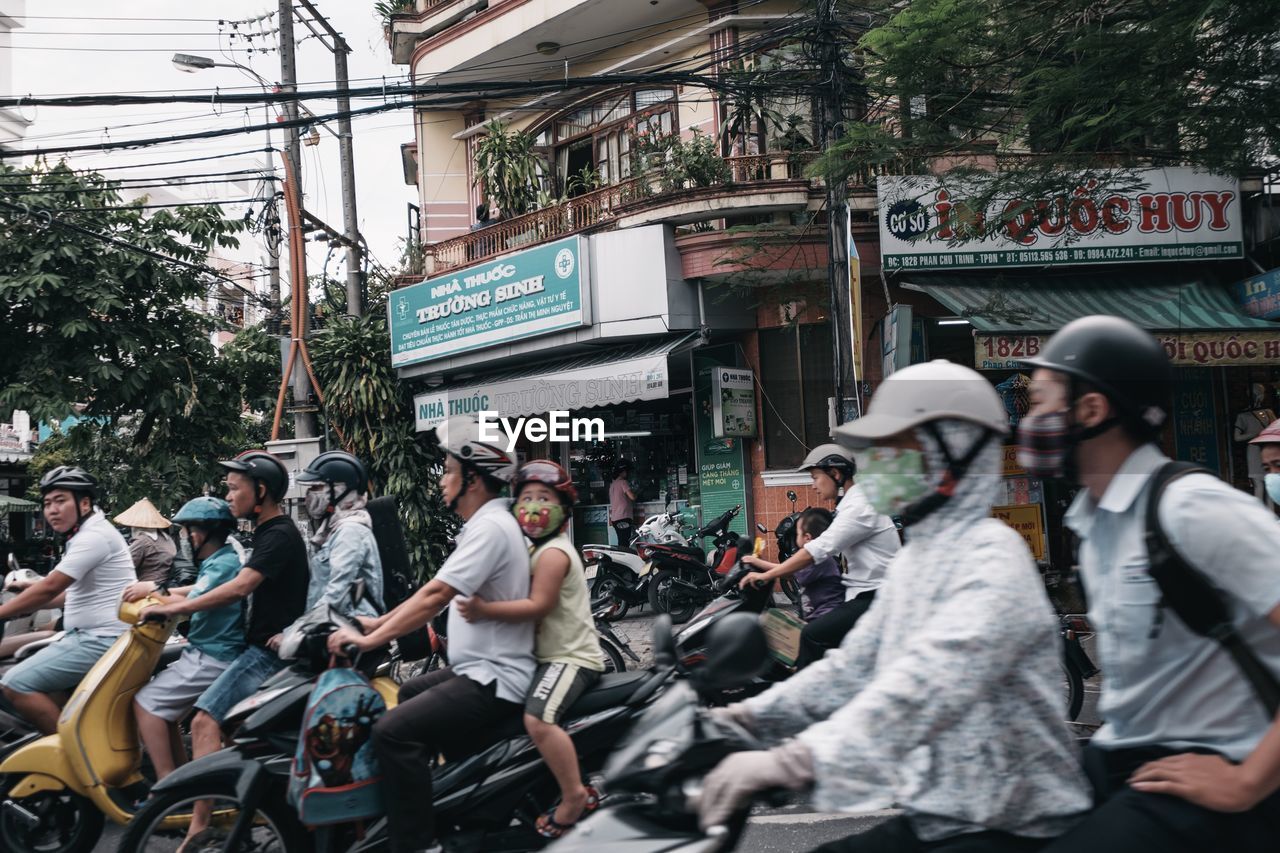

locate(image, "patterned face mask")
[[1015, 409, 1071, 479], [513, 499, 565, 540], [854, 447, 931, 516]]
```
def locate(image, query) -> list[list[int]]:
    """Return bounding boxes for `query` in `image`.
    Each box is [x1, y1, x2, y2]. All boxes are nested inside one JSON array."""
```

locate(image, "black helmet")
[[297, 451, 368, 495], [39, 465, 99, 500], [218, 450, 289, 502], [1022, 315, 1172, 434]]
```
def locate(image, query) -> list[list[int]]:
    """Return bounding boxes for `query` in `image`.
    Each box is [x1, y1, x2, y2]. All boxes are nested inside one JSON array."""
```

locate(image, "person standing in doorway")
[[609, 462, 637, 550]]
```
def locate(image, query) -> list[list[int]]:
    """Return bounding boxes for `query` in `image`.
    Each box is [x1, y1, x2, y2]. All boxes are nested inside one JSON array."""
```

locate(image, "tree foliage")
[[2, 163, 279, 515]]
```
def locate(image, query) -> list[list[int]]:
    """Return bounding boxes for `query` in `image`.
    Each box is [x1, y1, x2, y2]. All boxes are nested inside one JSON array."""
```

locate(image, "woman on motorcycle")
[[698, 360, 1092, 852]]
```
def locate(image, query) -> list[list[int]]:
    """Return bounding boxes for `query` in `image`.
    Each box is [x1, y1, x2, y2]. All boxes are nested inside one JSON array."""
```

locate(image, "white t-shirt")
[[437, 498, 536, 704], [803, 485, 901, 599], [55, 509, 137, 635]]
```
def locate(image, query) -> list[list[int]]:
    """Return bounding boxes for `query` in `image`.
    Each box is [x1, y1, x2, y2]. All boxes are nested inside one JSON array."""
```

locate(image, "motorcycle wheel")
[[648, 570, 698, 624], [118, 783, 303, 853], [590, 574, 629, 622], [1061, 658, 1085, 722], [0, 789, 103, 853], [598, 637, 627, 673]]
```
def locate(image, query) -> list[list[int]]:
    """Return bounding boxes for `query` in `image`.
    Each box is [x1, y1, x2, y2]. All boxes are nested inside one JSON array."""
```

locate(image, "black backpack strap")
[[1145, 461, 1280, 717]]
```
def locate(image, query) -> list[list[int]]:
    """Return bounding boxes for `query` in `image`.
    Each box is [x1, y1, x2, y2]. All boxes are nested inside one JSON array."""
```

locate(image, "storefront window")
[[759, 323, 835, 469]]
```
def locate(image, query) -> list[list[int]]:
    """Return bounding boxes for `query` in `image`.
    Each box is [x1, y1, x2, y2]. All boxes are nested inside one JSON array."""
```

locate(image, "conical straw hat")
[[113, 498, 171, 529]]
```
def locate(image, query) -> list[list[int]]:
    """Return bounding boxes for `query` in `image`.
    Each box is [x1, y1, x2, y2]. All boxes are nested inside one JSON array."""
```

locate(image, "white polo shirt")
[[803, 484, 901, 599], [435, 498, 536, 704], [1065, 443, 1280, 761], [55, 509, 137, 635]]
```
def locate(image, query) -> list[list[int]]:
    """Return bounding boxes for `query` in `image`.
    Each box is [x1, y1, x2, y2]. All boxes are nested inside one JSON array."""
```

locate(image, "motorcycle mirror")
[[6, 553, 18, 573], [787, 490, 798, 503], [755, 523, 767, 533], [695, 613, 771, 690]]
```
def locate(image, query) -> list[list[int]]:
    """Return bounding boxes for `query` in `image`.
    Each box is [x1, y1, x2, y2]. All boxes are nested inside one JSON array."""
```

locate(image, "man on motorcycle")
[[699, 361, 1092, 851], [327, 415, 535, 853], [139, 449, 309, 845], [740, 444, 900, 666], [0, 466, 137, 733], [1018, 317, 1280, 853]]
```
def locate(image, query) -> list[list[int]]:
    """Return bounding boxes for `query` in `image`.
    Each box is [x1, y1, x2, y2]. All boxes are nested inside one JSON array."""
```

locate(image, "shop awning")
[[903, 272, 1276, 332], [0, 494, 38, 512], [413, 331, 702, 431]]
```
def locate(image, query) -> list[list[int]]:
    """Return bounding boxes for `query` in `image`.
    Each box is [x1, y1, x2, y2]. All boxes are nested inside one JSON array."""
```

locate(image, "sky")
[[6, 1, 418, 295]]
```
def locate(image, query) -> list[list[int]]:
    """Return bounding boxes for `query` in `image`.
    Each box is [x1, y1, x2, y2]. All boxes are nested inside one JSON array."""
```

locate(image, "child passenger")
[[792, 507, 844, 621], [455, 460, 604, 838]]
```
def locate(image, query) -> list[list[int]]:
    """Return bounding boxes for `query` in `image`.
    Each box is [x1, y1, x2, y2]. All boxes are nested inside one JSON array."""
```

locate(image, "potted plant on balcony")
[[472, 120, 543, 246], [375, 0, 414, 44]]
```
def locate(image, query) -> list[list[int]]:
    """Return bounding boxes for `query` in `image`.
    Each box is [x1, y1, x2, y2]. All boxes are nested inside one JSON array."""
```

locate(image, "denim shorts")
[[193, 644, 286, 724], [0, 629, 119, 695]]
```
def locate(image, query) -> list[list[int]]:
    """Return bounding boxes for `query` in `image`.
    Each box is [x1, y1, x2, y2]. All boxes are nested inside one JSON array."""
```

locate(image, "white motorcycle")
[[585, 510, 694, 621]]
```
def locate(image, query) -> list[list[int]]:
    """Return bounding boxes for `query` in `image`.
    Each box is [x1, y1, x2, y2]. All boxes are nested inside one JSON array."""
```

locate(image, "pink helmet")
[[1249, 420, 1280, 446]]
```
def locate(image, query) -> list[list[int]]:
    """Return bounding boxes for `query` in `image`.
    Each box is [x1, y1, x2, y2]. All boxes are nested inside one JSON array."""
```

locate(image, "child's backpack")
[[289, 664, 387, 826]]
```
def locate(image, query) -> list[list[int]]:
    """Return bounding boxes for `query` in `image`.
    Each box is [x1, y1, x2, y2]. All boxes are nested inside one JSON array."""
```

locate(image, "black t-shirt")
[[243, 514, 309, 647]]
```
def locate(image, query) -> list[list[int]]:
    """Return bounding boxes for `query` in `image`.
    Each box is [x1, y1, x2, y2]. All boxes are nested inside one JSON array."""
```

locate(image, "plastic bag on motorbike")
[[288, 662, 387, 826]]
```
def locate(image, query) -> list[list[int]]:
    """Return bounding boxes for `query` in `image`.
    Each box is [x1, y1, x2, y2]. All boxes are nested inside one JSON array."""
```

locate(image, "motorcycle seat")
[[565, 670, 648, 717]]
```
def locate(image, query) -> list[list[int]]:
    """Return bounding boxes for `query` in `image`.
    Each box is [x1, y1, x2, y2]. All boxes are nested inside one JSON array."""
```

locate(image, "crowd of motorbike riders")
[[0, 313, 1279, 853]]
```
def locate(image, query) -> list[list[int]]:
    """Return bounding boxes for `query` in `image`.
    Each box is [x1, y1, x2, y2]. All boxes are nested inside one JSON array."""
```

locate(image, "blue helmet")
[[172, 496, 236, 527]]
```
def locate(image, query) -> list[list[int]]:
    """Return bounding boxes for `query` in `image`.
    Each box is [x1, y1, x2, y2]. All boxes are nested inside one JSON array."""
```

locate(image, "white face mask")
[[305, 488, 330, 520]]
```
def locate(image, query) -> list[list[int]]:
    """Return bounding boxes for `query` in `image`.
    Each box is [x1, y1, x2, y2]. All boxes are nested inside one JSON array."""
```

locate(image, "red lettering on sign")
[[1101, 196, 1132, 234], [1200, 192, 1234, 231]]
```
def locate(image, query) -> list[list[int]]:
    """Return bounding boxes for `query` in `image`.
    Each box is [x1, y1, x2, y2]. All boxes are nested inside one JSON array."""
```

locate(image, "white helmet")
[[797, 443, 857, 478], [835, 360, 1009, 448], [434, 415, 517, 484]]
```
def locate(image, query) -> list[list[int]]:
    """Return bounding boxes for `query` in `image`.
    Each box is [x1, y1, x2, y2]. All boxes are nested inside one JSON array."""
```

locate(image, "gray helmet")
[[434, 416, 517, 484], [835, 360, 1009, 448], [39, 465, 99, 501], [798, 444, 857, 480]]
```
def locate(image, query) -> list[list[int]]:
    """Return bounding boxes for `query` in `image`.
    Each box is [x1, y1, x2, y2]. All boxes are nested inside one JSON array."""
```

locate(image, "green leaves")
[[471, 120, 544, 218]]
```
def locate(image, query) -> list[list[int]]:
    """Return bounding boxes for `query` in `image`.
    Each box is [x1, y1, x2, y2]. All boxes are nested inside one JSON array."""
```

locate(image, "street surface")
[[97, 609, 1101, 852]]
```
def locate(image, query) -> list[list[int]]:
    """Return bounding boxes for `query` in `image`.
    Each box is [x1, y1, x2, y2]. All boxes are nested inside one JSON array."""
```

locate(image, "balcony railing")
[[422, 151, 822, 277]]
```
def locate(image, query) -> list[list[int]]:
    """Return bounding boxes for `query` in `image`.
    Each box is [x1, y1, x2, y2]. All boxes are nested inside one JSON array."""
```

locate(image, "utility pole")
[[817, 0, 854, 427], [278, 0, 316, 438]]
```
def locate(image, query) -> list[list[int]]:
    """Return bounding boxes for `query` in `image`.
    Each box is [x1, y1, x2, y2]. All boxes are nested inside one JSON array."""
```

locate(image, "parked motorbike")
[[544, 613, 776, 853], [122, 614, 675, 853], [1, 554, 62, 659], [586, 511, 694, 621], [646, 505, 743, 624], [1060, 613, 1098, 722]]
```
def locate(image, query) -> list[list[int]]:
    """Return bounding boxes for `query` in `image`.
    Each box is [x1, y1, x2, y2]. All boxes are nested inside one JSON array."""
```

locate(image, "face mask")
[[1016, 409, 1071, 479], [513, 500, 565, 540], [305, 488, 330, 520], [1266, 473, 1280, 505], [854, 447, 931, 516]]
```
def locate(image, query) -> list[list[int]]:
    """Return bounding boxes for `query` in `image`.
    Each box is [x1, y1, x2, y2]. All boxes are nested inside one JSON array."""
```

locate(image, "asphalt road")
[[95, 611, 1102, 852]]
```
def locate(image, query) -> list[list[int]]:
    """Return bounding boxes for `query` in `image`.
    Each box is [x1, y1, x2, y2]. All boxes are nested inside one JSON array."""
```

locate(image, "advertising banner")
[[1230, 267, 1280, 320], [711, 367, 757, 438], [975, 330, 1280, 370], [389, 236, 589, 368], [694, 347, 749, 541], [1171, 367, 1221, 472], [879, 168, 1242, 271], [992, 504, 1046, 560]]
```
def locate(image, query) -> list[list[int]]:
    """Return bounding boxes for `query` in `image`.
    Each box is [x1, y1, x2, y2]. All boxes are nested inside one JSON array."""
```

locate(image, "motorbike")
[[753, 488, 804, 610], [1059, 613, 1098, 722], [672, 539, 796, 705], [122, 614, 676, 853], [544, 612, 777, 853], [586, 511, 695, 622], [0, 595, 191, 853], [645, 505, 743, 624]]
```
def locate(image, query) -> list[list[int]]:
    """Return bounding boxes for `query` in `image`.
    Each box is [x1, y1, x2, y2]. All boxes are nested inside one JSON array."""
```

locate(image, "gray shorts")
[[0, 629, 118, 695], [524, 662, 600, 724], [135, 647, 234, 722]]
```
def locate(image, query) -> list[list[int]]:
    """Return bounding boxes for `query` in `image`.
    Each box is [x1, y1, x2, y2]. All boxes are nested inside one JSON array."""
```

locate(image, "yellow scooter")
[[0, 597, 400, 853]]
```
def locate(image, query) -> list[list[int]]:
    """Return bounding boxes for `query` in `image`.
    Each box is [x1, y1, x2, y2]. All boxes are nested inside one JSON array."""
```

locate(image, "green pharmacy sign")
[[389, 236, 590, 368]]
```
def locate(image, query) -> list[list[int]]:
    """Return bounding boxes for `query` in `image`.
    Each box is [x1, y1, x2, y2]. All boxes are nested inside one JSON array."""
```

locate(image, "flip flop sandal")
[[535, 785, 601, 839]]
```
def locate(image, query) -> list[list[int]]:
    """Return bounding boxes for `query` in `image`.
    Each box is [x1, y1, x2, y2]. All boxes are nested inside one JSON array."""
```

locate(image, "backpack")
[[366, 496, 431, 661], [1143, 461, 1280, 716], [288, 664, 387, 826]]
